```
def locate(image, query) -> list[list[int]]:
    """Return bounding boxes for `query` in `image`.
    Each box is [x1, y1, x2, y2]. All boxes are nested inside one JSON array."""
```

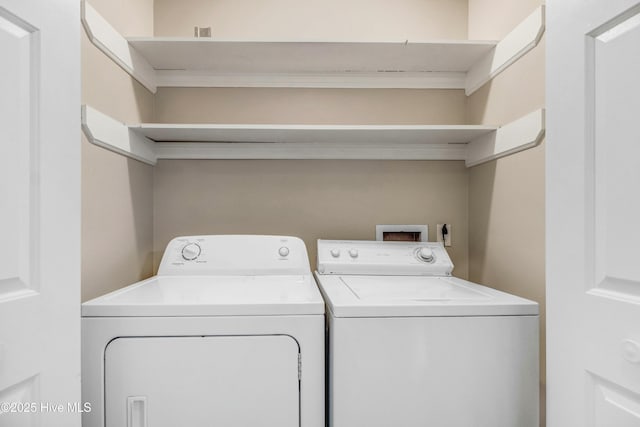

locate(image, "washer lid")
[[314, 274, 538, 317], [82, 274, 324, 317]]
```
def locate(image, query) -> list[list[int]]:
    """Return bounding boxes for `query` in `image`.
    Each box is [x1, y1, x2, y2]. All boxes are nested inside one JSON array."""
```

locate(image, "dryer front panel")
[[104, 335, 300, 427]]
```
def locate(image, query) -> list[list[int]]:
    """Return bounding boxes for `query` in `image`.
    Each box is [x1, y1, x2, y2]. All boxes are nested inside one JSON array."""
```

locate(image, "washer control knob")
[[330, 249, 341, 258], [417, 247, 435, 263], [349, 249, 359, 258], [278, 246, 290, 257], [182, 243, 201, 261]]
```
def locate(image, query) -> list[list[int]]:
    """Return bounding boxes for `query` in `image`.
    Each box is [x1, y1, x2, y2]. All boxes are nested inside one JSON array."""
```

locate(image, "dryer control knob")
[[417, 247, 435, 263], [278, 246, 290, 257], [182, 243, 201, 261], [349, 249, 359, 258], [330, 249, 341, 258]]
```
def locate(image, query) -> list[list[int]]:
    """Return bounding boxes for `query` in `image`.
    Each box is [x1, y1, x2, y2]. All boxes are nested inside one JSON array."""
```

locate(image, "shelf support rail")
[[465, 6, 546, 95], [466, 109, 545, 167], [81, 0, 157, 93], [81, 105, 157, 165]]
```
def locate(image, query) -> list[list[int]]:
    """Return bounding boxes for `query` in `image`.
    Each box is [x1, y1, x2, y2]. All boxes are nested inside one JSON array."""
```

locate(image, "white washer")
[[315, 240, 539, 427], [82, 235, 324, 427]]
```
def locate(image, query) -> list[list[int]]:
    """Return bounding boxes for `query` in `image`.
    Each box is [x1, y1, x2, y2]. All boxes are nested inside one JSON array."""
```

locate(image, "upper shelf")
[[81, 1, 545, 94], [127, 38, 496, 74]]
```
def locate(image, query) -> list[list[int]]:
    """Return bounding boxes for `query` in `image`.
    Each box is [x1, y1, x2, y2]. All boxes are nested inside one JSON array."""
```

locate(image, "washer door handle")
[[127, 396, 147, 427]]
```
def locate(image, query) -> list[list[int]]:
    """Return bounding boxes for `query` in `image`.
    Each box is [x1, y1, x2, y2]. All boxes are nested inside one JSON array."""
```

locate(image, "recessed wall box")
[[194, 26, 212, 37], [376, 225, 429, 242]]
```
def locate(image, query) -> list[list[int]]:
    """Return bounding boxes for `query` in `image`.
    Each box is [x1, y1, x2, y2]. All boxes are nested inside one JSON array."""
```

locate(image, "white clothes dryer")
[[82, 235, 324, 427], [315, 239, 539, 427]]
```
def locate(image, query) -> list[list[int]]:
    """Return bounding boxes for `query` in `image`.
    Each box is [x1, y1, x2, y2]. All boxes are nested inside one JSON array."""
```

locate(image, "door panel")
[[0, 0, 80, 426], [586, 0, 640, 401], [0, 10, 35, 295], [593, 377, 640, 426], [547, 0, 640, 426], [592, 5, 640, 295], [0, 5, 41, 422], [0, 377, 38, 427], [105, 335, 300, 427]]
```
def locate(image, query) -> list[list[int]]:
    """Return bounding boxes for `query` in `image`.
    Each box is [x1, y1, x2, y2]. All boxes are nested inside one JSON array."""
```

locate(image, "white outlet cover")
[[376, 225, 429, 242]]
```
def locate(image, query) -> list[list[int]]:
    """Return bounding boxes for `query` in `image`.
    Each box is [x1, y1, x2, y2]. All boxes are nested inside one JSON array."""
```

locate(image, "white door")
[[547, 0, 640, 426], [0, 0, 80, 426]]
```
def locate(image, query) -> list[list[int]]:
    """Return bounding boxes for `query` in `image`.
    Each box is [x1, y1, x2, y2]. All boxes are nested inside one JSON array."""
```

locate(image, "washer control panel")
[[158, 235, 310, 276], [317, 240, 454, 276]]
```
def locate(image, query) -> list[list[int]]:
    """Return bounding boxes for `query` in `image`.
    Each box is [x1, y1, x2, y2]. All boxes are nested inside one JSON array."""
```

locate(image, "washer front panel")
[[328, 314, 539, 427]]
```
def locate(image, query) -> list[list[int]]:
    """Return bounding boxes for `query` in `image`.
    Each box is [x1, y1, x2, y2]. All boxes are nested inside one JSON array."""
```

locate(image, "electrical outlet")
[[436, 224, 452, 247]]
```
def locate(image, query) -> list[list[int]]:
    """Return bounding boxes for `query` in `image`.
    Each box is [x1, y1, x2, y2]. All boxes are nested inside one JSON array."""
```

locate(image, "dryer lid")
[[82, 274, 324, 317]]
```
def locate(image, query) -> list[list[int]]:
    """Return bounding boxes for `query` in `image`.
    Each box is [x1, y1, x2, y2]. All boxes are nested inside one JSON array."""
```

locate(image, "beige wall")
[[466, 0, 546, 413], [152, 87, 470, 276], [154, 160, 469, 277], [81, 0, 155, 301], [89, 0, 154, 37], [154, 0, 468, 40], [154, 88, 466, 124]]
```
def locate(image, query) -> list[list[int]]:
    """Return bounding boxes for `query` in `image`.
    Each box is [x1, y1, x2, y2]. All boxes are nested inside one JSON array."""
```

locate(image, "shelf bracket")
[[81, 0, 157, 93], [81, 105, 157, 165], [466, 109, 545, 167], [465, 6, 545, 96]]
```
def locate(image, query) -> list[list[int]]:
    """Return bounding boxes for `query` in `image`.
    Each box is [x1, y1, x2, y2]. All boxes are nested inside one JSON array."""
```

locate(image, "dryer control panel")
[[317, 240, 454, 276], [158, 235, 310, 276]]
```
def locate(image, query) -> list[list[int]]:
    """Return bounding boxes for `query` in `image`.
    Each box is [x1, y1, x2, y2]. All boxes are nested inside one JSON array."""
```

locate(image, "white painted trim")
[[81, 105, 157, 165], [465, 109, 545, 167], [80, 0, 157, 93], [465, 6, 546, 95], [155, 71, 467, 90], [154, 142, 467, 161]]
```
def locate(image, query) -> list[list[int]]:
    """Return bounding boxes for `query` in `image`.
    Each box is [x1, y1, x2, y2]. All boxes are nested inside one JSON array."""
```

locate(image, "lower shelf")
[[81, 105, 545, 167]]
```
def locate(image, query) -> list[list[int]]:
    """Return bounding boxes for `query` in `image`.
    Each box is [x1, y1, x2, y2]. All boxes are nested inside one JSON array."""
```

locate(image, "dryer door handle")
[[127, 396, 148, 427]]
